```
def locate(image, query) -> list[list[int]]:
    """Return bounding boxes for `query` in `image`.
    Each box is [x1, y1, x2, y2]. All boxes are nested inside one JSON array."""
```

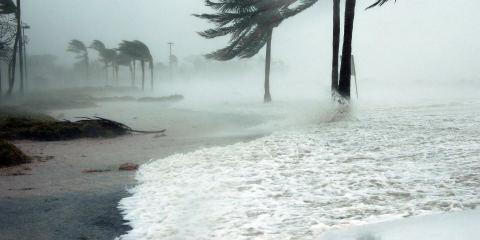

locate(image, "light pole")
[[167, 42, 174, 79], [22, 24, 30, 92]]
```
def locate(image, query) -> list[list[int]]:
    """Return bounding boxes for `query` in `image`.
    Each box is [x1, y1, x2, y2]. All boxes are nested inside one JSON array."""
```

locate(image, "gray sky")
[[23, 0, 480, 83]]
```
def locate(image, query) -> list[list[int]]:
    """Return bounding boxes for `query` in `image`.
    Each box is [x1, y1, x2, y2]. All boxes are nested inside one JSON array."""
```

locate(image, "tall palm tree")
[[0, 14, 16, 98], [67, 39, 89, 80], [195, 0, 316, 103], [118, 40, 153, 91], [90, 40, 116, 85]]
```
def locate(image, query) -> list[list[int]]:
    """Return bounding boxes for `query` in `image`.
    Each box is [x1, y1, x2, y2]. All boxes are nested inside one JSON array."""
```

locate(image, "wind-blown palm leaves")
[[367, 0, 396, 9], [195, 0, 317, 103], [0, 0, 16, 15], [67, 39, 89, 80], [118, 40, 154, 91], [89, 40, 117, 85]]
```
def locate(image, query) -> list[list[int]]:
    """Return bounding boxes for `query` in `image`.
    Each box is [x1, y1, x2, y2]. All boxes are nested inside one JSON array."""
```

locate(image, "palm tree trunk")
[[105, 63, 109, 86], [112, 65, 116, 85], [129, 62, 134, 87], [264, 29, 273, 103], [150, 59, 154, 90], [338, 0, 356, 100], [17, 0, 24, 95], [85, 55, 89, 81], [331, 0, 340, 93], [141, 60, 145, 91], [133, 60, 136, 86]]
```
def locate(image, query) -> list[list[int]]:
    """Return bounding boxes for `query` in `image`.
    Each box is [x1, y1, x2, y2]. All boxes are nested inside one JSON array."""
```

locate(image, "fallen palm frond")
[[0, 115, 166, 141]]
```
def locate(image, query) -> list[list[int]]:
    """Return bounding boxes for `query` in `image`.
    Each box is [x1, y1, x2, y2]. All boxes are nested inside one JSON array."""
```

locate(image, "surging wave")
[[117, 100, 480, 240]]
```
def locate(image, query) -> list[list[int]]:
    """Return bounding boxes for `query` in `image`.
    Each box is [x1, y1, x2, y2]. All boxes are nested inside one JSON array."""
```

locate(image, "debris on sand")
[[0, 114, 166, 141], [0, 140, 31, 167], [82, 169, 111, 173], [119, 163, 138, 171]]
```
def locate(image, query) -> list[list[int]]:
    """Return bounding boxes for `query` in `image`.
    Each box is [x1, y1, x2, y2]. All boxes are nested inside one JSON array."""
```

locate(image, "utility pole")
[[17, 0, 24, 94], [22, 24, 30, 92], [167, 42, 174, 79]]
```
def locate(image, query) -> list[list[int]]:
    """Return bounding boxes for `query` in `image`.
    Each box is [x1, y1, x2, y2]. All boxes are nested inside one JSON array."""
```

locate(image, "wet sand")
[[0, 101, 268, 240]]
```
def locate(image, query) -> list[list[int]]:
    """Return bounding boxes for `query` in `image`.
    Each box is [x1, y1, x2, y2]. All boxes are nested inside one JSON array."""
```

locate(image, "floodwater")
[[117, 95, 480, 240]]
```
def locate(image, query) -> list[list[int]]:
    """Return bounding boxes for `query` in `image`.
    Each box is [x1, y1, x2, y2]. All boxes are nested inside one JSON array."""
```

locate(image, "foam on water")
[[117, 99, 480, 240]]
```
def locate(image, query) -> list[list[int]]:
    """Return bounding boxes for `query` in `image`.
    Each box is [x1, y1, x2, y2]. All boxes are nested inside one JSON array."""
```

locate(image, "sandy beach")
[[0, 99, 270, 240]]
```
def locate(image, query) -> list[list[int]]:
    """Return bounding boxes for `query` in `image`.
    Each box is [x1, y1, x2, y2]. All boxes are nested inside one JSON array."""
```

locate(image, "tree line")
[[196, 0, 395, 103], [67, 40, 154, 91]]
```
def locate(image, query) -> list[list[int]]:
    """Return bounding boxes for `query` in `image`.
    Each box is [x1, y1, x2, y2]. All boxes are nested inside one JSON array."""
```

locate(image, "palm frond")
[[0, 0, 16, 15], [367, 0, 396, 9]]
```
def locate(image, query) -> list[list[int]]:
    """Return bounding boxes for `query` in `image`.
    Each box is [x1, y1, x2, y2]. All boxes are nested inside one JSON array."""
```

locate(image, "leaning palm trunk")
[[264, 29, 273, 103], [149, 57, 154, 90], [129, 62, 134, 87], [331, 0, 340, 93], [105, 62, 109, 86], [140, 60, 145, 91], [338, 0, 356, 100]]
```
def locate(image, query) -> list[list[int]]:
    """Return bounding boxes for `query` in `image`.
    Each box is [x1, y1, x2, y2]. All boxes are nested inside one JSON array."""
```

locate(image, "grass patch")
[[0, 140, 30, 167]]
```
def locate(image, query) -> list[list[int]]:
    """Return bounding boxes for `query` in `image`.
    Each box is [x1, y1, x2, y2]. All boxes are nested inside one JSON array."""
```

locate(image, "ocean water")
[[117, 98, 480, 240]]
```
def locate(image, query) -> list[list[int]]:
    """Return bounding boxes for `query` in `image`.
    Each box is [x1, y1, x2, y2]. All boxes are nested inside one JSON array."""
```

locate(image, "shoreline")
[[0, 100, 269, 240]]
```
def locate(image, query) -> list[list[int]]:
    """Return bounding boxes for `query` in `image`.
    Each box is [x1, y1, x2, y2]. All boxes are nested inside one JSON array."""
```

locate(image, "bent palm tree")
[[90, 40, 116, 85], [195, 0, 317, 103], [118, 40, 153, 91], [67, 39, 89, 80]]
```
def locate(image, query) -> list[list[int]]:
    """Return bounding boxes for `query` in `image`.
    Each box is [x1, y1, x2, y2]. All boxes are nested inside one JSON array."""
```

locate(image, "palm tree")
[[0, 14, 16, 98], [67, 39, 89, 80], [118, 40, 153, 91], [195, 0, 316, 103], [89, 40, 116, 85]]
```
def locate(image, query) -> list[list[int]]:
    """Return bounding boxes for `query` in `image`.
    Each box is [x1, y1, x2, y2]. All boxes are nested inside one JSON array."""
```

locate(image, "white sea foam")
[[117, 99, 480, 240]]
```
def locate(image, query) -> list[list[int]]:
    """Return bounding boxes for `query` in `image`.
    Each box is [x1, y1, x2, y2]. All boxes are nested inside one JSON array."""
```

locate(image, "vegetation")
[[195, 0, 316, 103], [67, 39, 89, 80], [0, 115, 132, 141], [118, 40, 154, 91], [0, 139, 30, 167]]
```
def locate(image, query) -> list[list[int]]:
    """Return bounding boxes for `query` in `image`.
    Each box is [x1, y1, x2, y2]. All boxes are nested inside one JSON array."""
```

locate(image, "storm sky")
[[22, 0, 480, 83]]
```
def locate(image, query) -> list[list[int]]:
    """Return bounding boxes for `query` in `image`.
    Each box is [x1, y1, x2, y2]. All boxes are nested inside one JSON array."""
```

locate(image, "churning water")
[[117, 97, 479, 240]]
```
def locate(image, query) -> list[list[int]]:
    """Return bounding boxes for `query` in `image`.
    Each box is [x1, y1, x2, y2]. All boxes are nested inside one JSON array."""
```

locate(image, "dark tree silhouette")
[[195, 0, 317, 103], [90, 40, 116, 85], [331, 0, 340, 93], [67, 39, 89, 80], [338, 0, 356, 99], [118, 40, 153, 91], [367, 0, 396, 9]]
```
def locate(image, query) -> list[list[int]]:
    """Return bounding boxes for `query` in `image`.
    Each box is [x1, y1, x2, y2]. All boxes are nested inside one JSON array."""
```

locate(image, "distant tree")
[[67, 39, 89, 81], [195, 0, 317, 103], [118, 40, 153, 91], [89, 40, 116, 85]]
